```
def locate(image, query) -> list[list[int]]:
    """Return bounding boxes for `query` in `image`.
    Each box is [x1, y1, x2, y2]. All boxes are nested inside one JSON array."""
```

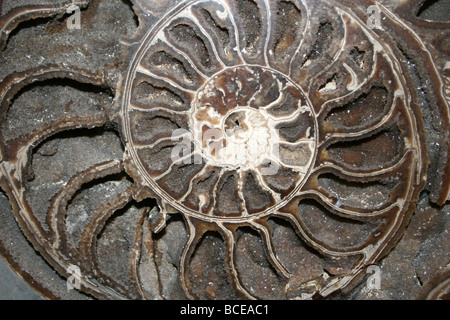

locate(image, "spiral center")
[[190, 65, 316, 173]]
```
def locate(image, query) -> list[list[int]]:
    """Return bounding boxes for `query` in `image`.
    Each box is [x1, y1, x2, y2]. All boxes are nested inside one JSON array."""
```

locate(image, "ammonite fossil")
[[0, 0, 448, 300]]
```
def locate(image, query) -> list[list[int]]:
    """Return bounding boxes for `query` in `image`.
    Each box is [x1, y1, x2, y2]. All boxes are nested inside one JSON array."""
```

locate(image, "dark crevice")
[[147, 50, 196, 84], [31, 126, 124, 164], [327, 125, 403, 170], [135, 81, 185, 106], [6, 17, 55, 48], [325, 86, 388, 129], [121, 0, 139, 29], [66, 172, 132, 217], [188, 230, 235, 299], [199, 8, 230, 49], [10, 78, 113, 105], [301, 21, 333, 67], [417, 0, 450, 22], [268, 216, 324, 258], [3, 3, 91, 51], [236, 226, 282, 280], [5, 77, 114, 126]]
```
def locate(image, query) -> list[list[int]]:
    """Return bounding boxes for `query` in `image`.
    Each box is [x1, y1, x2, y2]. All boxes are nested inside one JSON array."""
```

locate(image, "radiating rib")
[[306, 14, 348, 95], [153, 150, 202, 181], [288, 2, 311, 77], [129, 103, 190, 115], [1, 116, 109, 235], [277, 139, 316, 147], [129, 210, 157, 300], [0, 65, 108, 161], [258, 85, 287, 112], [296, 188, 400, 220], [267, 110, 313, 124], [217, 223, 256, 299], [207, 168, 227, 215], [343, 62, 359, 91], [314, 149, 414, 180], [223, 2, 246, 64], [252, 167, 282, 203], [0, 65, 106, 118], [160, 33, 210, 80], [315, 49, 383, 118], [136, 65, 197, 95], [188, 11, 227, 69], [319, 97, 400, 147], [2, 114, 109, 179], [129, 211, 146, 299], [178, 163, 212, 202], [237, 170, 249, 217], [0, 119, 113, 274], [133, 130, 191, 151], [275, 210, 365, 258], [0, 65, 105, 104], [248, 220, 290, 279], [262, 0, 272, 67]]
